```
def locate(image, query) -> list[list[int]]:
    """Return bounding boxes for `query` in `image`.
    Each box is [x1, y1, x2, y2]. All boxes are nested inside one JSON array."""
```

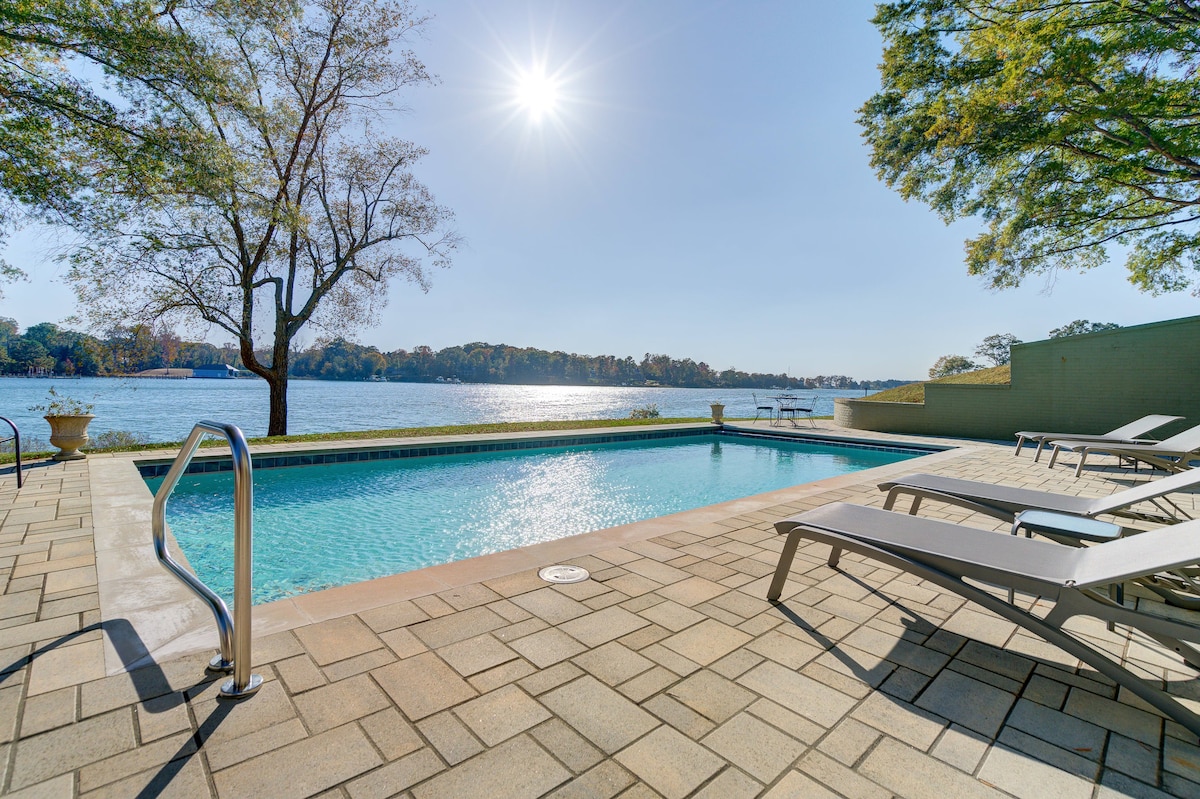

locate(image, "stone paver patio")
[[1, 420, 1199, 797]]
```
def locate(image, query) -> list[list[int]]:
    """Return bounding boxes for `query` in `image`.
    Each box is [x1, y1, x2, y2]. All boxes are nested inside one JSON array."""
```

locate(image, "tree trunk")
[[267, 373, 288, 437], [238, 335, 290, 436], [266, 334, 292, 437]]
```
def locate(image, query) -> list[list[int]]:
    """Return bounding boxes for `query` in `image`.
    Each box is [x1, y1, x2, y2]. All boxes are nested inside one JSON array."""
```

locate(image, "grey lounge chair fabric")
[[1049, 422, 1200, 477], [878, 469, 1200, 526], [1013, 414, 1182, 462], [768, 502, 1200, 738]]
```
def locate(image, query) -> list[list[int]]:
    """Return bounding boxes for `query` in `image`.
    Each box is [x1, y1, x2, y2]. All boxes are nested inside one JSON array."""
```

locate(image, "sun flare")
[[515, 69, 559, 120]]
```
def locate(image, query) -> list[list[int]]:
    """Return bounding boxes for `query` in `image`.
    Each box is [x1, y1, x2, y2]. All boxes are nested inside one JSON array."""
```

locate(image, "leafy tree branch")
[[860, 0, 1200, 295]]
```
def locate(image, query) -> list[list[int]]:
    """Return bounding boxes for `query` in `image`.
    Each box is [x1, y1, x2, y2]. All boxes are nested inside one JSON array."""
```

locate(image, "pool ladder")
[[152, 421, 262, 698], [0, 416, 22, 488]]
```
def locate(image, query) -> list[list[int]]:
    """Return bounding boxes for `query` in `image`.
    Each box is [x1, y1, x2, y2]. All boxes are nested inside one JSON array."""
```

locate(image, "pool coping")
[[90, 423, 971, 674]]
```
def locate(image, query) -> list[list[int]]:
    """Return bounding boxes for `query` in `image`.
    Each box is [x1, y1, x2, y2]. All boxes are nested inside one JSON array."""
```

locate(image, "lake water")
[[0, 376, 872, 445]]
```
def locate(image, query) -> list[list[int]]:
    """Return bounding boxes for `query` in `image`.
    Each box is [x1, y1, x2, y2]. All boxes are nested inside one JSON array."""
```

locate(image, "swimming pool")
[[144, 431, 925, 604]]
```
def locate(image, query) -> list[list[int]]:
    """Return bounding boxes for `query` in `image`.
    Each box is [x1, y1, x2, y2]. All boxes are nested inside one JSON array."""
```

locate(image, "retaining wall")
[[835, 315, 1200, 440]]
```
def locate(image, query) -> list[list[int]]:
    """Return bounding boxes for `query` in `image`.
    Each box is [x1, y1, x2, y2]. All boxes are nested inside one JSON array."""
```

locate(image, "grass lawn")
[[3, 416, 716, 462], [861, 365, 1010, 403]]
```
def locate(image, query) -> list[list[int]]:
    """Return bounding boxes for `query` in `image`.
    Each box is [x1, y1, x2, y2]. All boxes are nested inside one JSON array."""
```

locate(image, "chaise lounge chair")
[[1013, 414, 1182, 462], [877, 469, 1200, 526], [767, 502, 1200, 738], [1048, 422, 1200, 477]]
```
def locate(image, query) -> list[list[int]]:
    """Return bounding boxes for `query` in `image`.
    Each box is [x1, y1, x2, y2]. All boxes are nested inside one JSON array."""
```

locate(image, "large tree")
[[859, 0, 1200, 294], [69, 0, 457, 435]]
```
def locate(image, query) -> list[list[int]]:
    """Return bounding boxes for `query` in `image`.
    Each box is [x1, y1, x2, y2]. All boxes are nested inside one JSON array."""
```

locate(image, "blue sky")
[[2, 0, 1196, 380]]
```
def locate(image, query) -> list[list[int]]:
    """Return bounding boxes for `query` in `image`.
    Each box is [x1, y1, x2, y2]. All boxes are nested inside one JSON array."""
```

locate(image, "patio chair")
[[767, 502, 1200, 738], [1048, 422, 1200, 477], [877, 469, 1200, 527], [752, 393, 774, 424], [777, 396, 817, 428], [1013, 414, 1182, 462]]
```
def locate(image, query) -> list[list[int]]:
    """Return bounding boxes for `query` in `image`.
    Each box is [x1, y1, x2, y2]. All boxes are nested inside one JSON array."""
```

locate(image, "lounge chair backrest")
[[1106, 414, 1187, 439], [1088, 467, 1200, 515], [1155, 422, 1200, 451], [1074, 519, 1200, 588]]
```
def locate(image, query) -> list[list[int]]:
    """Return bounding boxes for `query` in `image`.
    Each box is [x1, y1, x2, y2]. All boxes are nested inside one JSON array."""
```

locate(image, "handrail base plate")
[[219, 673, 263, 699], [208, 654, 234, 673]]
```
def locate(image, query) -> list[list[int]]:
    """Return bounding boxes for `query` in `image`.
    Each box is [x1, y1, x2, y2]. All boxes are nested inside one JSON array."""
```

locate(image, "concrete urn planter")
[[709, 403, 725, 424], [45, 414, 95, 461]]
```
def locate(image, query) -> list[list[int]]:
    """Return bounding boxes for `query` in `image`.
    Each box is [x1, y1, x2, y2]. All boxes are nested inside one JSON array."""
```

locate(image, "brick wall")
[[834, 315, 1200, 440]]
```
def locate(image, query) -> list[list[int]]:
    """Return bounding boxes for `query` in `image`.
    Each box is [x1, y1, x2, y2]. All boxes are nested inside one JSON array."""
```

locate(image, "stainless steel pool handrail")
[[151, 420, 261, 698], [0, 416, 22, 489]]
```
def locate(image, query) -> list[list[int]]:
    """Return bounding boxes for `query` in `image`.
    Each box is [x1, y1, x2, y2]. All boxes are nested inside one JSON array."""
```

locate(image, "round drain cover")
[[539, 565, 590, 584]]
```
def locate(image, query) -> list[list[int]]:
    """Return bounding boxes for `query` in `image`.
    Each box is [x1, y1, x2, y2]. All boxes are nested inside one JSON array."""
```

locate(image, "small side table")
[[1008, 510, 1124, 610]]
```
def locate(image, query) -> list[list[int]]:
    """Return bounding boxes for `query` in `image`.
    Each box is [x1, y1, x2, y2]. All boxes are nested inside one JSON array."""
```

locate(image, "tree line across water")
[[0, 320, 911, 390]]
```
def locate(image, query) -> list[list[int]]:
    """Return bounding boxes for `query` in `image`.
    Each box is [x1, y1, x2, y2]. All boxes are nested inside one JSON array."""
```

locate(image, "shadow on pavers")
[[2, 618, 235, 797]]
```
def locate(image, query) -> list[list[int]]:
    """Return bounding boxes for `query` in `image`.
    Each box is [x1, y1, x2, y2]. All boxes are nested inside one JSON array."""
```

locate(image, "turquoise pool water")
[[146, 433, 921, 604]]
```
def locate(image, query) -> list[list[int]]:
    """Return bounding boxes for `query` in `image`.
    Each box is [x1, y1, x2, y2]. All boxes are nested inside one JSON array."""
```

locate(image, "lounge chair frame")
[[877, 471, 1199, 528], [1047, 422, 1200, 478], [1014, 414, 1182, 462], [768, 502, 1200, 738], [879, 471, 1200, 609]]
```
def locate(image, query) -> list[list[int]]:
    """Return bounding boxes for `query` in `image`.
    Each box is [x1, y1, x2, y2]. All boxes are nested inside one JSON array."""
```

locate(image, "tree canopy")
[[67, 0, 457, 435], [929, 354, 979, 378], [1048, 319, 1121, 337], [0, 0, 230, 285], [974, 333, 1021, 366], [859, 0, 1200, 295]]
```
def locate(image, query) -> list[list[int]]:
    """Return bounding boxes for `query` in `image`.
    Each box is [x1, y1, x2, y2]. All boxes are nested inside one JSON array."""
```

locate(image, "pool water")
[[146, 433, 920, 604]]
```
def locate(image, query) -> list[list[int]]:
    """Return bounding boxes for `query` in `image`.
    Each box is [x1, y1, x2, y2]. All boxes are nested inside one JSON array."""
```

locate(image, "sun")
[[515, 68, 559, 121]]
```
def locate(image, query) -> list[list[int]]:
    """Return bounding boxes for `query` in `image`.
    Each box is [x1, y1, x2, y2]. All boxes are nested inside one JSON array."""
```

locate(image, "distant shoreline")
[[0, 372, 917, 390]]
